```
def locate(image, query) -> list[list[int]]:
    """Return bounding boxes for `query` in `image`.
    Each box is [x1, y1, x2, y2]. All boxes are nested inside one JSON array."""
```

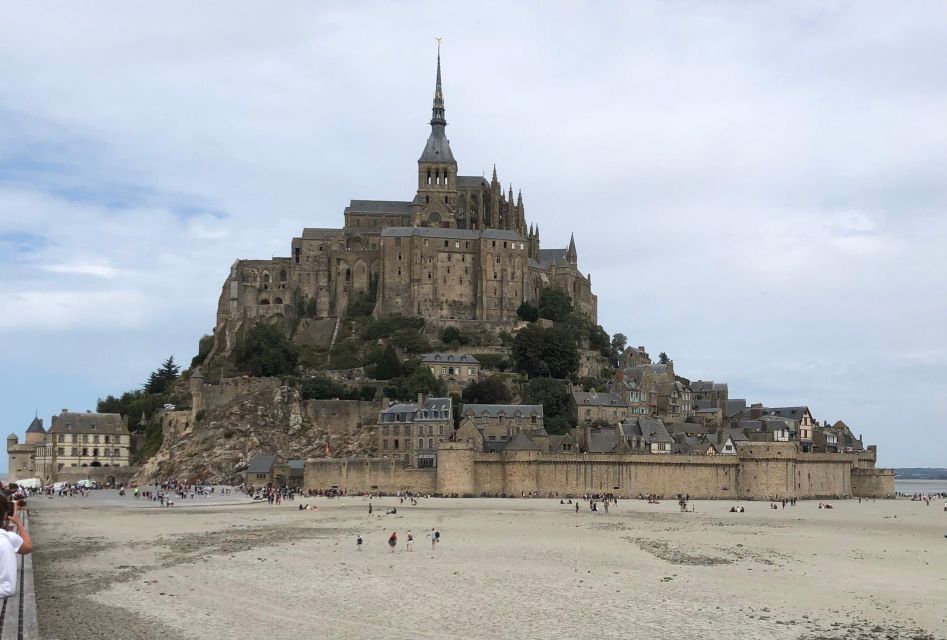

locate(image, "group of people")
[[355, 528, 440, 552]]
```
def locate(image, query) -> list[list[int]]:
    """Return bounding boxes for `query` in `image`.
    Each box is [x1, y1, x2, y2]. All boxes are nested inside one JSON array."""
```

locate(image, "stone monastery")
[[211, 47, 596, 356]]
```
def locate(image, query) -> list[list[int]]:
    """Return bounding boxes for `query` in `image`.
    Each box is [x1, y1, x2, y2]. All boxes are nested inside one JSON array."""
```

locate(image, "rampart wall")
[[303, 458, 436, 494], [306, 442, 891, 499], [851, 467, 896, 498]]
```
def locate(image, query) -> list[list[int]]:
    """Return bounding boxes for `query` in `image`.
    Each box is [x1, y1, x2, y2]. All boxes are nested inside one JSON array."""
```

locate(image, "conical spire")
[[492, 164, 498, 183], [431, 43, 446, 127], [418, 42, 455, 164], [566, 233, 578, 264]]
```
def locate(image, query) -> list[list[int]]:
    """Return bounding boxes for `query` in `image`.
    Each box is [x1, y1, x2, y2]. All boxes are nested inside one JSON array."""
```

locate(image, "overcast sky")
[[1, 2, 944, 470]]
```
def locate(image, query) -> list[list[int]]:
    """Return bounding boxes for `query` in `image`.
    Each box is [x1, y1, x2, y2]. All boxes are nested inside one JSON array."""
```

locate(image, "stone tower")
[[414, 44, 458, 228]]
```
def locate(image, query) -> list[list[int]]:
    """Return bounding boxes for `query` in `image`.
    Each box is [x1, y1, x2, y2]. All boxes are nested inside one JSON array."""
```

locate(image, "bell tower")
[[414, 42, 458, 228]]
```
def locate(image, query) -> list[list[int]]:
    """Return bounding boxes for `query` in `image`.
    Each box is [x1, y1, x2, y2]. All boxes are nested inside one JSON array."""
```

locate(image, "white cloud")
[[0, 2, 944, 467]]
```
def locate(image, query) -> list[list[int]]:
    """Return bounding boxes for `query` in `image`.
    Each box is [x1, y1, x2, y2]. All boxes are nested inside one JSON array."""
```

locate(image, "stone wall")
[[851, 468, 896, 498], [306, 441, 869, 499], [303, 457, 436, 494], [55, 466, 138, 486]]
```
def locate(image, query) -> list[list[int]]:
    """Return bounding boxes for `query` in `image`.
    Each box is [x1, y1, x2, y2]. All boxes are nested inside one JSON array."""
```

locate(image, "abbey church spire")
[[418, 42, 455, 164], [415, 41, 458, 228]]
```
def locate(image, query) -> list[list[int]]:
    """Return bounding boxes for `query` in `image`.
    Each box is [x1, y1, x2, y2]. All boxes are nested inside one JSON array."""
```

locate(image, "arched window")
[[427, 170, 432, 185], [273, 297, 283, 305]]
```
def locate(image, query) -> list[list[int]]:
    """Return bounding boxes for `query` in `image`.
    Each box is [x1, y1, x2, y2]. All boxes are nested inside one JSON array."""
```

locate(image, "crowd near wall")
[[306, 442, 895, 499]]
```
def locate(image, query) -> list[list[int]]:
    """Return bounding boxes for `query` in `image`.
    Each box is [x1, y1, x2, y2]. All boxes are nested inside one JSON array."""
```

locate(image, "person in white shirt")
[[0, 496, 34, 598]]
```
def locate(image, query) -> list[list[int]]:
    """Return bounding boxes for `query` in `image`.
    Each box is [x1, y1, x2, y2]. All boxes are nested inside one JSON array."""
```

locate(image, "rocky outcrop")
[[135, 378, 380, 484]]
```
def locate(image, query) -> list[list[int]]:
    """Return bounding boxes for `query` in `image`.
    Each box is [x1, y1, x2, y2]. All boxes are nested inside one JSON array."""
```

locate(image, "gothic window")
[[444, 196, 448, 204], [427, 170, 432, 185], [274, 297, 283, 305]]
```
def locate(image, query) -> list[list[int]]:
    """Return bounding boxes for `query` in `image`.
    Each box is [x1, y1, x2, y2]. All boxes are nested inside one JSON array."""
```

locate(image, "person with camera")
[[0, 494, 34, 598]]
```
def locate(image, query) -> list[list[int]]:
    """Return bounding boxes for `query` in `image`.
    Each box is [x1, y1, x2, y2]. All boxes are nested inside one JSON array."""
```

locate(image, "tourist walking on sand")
[[368, 502, 373, 515], [388, 531, 398, 552], [575, 502, 580, 514], [406, 531, 414, 551], [356, 534, 363, 551], [430, 528, 440, 549]]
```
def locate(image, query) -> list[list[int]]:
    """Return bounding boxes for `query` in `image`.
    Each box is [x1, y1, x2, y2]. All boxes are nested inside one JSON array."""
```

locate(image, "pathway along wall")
[[306, 442, 887, 499]]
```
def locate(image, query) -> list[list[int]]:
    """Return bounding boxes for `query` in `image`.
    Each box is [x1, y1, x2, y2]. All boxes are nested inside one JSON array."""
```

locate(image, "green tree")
[[144, 356, 180, 394], [439, 326, 470, 346], [233, 324, 298, 377], [372, 344, 403, 380], [524, 377, 574, 435], [516, 301, 540, 322], [462, 375, 511, 404], [587, 324, 611, 357], [511, 324, 579, 379], [538, 287, 574, 322], [610, 333, 627, 361]]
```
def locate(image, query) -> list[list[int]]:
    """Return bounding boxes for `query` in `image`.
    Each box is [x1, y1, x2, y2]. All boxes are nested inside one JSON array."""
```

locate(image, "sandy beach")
[[29, 492, 945, 640]]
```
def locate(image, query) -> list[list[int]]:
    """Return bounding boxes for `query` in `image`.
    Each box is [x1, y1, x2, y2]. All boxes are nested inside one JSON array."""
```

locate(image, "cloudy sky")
[[1, 2, 944, 470]]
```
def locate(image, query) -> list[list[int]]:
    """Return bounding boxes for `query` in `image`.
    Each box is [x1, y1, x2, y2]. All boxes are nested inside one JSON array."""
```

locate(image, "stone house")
[[607, 370, 649, 416], [457, 404, 547, 452], [377, 396, 453, 467], [619, 345, 651, 368], [762, 406, 815, 451], [690, 380, 729, 413], [571, 391, 629, 425], [245, 454, 276, 486], [615, 417, 673, 454], [420, 353, 480, 392]]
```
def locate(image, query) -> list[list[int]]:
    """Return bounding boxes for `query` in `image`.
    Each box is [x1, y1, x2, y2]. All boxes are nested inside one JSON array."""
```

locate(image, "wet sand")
[[30, 492, 946, 640]]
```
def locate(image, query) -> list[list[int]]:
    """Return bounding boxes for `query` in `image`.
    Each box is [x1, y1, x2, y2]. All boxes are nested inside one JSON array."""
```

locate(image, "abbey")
[[212, 49, 596, 354]]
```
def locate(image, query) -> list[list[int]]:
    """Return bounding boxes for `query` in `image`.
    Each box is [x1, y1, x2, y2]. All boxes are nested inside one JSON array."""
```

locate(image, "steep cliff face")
[[135, 379, 380, 484]]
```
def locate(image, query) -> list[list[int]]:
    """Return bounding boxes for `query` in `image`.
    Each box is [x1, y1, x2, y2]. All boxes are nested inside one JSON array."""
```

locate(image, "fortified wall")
[[305, 441, 895, 499]]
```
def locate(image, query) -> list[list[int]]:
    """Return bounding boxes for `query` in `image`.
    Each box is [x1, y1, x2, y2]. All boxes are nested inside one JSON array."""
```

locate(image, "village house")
[[762, 406, 815, 451], [377, 395, 453, 467], [47, 411, 131, 472], [456, 403, 547, 452], [618, 345, 651, 368], [607, 370, 649, 416], [420, 353, 480, 392], [571, 390, 629, 425]]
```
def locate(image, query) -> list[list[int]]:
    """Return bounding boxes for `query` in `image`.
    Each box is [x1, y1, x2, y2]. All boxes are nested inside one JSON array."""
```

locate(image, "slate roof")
[[380, 398, 452, 423], [26, 417, 45, 434], [462, 404, 544, 419], [301, 228, 344, 239], [421, 353, 479, 365], [503, 432, 541, 452], [572, 391, 627, 408], [287, 459, 305, 472], [691, 380, 727, 393], [764, 406, 810, 420], [344, 200, 414, 215], [380, 227, 521, 241], [419, 129, 455, 163], [246, 455, 276, 474], [637, 418, 673, 444], [49, 412, 127, 434], [586, 428, 619, 453], [457, 175, 489, 189], [538, 248, 567, 266], [727, 399, 747, 418]]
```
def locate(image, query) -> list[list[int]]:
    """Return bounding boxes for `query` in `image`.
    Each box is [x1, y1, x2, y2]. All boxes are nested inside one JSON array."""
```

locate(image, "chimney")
[[417, 393, 424, 405]]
